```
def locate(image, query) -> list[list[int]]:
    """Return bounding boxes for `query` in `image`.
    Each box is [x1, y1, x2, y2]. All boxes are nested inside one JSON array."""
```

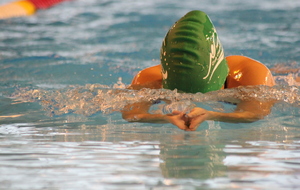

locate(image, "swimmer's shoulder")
[[129, 65, 162, 90], [225, 55, 275, 88]]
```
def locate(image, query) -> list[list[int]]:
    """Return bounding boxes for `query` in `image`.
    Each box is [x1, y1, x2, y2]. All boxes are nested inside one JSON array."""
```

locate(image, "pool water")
[[0, 0, 300, 189]]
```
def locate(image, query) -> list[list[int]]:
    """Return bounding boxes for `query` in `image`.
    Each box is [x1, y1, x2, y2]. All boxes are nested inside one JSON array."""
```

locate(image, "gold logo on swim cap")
[[162, 68, 168, 80], [203, 28, 225, 82]]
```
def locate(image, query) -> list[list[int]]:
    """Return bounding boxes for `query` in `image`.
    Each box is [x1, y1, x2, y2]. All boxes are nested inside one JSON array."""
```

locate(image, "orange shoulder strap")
[[131, 64, 162, 85], [226, 55, 275, 88]]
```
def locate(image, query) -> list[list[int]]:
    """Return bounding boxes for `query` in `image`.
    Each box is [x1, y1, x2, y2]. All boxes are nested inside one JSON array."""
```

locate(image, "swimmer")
[[122, 10, 276, 131]]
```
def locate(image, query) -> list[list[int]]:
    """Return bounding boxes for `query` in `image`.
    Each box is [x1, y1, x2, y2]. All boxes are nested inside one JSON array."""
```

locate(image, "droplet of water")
[[113, 77, 126, 89]]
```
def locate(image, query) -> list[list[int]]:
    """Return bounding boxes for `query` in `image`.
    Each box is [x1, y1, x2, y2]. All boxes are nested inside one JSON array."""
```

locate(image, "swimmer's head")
[[160, 10, 229, 93]]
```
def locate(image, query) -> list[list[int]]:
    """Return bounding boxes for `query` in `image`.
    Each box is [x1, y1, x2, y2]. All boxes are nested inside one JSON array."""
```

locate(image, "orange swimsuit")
[[131, 55, 275, 89]]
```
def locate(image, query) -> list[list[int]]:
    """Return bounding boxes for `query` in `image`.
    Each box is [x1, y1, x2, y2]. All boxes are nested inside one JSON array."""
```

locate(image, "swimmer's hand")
[[185, 107, 213, 131], [154, 109, 211, 131], [166, 111, 189, 130], [122, 106, 189, 130]]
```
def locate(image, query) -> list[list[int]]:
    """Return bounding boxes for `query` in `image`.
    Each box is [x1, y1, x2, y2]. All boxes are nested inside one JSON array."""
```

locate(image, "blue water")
[[0, 0, 300, 189]]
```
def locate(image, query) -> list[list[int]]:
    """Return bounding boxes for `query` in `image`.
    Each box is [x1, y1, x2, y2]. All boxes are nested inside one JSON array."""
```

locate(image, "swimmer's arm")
[[122, 80, 188, 129], [213, 100, 274, 122], [122, 82, 167, 123], [186, 100, 275, 131], [121, 101, 188, 130], [122, 108, 168, 124]]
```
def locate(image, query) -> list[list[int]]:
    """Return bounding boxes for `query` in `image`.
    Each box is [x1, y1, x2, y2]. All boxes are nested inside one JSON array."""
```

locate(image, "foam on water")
[[11, 75, 300, 117]]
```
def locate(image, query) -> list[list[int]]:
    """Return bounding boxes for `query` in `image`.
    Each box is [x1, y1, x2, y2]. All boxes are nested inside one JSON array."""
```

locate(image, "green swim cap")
[[161, 10, 229, 93]]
